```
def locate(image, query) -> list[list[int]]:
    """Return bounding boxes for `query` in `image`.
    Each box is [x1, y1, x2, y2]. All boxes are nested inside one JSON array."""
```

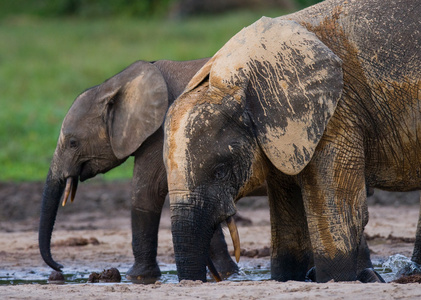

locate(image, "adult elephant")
[[38, 58, 239, 283], [164, 0, 421, 283]]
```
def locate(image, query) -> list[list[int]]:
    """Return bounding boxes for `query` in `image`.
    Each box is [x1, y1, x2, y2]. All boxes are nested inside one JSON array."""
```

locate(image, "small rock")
[[48, 270, 65, 284], [88, 272, 101, 283], [99, 268, 121, 283], [89, 268, 121, 283]]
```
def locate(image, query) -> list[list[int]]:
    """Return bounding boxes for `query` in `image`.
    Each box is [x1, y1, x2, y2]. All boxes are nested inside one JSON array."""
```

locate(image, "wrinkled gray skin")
[[38, 58, 239, 283], [164, 0, 421, 283]]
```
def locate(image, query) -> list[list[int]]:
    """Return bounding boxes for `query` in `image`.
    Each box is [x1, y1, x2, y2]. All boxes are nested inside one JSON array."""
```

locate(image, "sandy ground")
[[1, 181, 421, 299]]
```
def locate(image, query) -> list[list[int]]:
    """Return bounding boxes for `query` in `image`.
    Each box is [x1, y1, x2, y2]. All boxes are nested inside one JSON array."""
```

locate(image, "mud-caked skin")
[[164, 0, 421, 283], [38, 58, 240, 283]]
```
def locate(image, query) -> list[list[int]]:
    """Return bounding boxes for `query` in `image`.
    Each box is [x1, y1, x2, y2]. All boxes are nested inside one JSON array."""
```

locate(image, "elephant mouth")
[[61, 176, 79, 206], [61, 162, 94, 206]]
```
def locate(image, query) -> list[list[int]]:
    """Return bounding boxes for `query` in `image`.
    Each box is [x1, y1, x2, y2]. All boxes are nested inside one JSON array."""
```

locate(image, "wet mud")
[[1, 181, 421, 298]]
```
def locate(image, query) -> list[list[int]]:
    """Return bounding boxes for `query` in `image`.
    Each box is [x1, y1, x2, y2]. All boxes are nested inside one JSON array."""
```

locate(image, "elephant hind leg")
[[411, 192, 421, 265], [126, 208, 162, 283], [127, 133, 167, 283]]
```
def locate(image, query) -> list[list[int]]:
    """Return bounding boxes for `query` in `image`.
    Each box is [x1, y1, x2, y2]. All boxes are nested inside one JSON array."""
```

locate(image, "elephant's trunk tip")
[[207, 257, 222, 282], [38, 237, 65, 271], [39, 169, 66, 272]]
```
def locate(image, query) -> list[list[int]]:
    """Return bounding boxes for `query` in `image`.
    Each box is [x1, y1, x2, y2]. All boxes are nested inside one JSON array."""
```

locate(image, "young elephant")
[[38, 58, 239, 283], [164, 0, 421, 283]]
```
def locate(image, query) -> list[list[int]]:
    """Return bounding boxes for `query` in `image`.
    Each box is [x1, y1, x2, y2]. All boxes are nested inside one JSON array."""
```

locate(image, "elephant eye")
[[213, 164, 230, 181], [69, 138, 79, 149]]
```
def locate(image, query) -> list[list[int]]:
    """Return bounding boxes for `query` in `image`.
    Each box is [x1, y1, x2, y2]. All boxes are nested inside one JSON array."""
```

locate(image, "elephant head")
[[164, 18, 343, 281], [39, 61, 168, 271]]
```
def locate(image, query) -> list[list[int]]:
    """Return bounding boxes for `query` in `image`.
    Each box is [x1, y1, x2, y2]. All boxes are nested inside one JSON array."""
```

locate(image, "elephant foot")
[[357, 268, 385, 283], [305, 267, 316, 282], [270, 253, 313, 282], [125, 262, 161, 284], [305, 267, 385, 283]]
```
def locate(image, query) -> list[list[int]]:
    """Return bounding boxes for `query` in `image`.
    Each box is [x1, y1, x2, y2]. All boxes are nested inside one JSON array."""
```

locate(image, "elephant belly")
[[353, 78, 421, 191], [366, 124, 421, 191]]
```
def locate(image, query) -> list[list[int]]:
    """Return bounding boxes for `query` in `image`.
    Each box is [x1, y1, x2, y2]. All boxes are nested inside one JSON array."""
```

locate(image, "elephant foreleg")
[[127, 207, 163, 283], [268, 172, 313, 281], [126, 132, 167, 283], [299, 133, 379, 282], [126, 170, 167, 283]]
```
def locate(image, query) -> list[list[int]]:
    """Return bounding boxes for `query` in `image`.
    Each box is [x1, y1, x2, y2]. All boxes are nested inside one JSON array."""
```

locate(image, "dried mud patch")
[[393, 274, 421, 284]]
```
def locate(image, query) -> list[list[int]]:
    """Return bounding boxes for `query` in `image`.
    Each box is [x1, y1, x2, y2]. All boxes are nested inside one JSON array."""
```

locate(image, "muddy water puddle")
[[0, 255, 418, 285], [1, 260, 269, 285]]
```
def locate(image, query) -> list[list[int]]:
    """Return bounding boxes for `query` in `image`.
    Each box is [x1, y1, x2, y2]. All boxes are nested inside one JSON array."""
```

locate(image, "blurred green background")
[[0, 0, 322, 181]]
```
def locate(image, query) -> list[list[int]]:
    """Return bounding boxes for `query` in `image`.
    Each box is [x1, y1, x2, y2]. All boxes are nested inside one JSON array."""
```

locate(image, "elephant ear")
[[183, 57, 215, 93], [103, 61, 168, 159], [208, 17, 343, 175]]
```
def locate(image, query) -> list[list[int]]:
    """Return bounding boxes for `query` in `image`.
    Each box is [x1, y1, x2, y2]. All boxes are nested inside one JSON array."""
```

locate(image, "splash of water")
[[380, 254, 421, 281]]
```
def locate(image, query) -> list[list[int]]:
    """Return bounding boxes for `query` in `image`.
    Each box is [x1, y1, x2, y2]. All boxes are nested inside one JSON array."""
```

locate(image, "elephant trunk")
[[38, 168, 66, 271], [170, 193, 240, 282], [170, 195, 214, 282]]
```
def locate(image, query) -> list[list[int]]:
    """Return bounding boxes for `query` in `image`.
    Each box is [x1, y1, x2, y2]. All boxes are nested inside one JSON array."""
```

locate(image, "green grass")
[[0, 9, 289, 181]]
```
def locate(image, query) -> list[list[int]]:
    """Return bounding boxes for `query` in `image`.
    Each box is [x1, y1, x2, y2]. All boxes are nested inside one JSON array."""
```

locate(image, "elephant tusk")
[[206, 257, 222, 282], [226, 216, 241, 263], [71, 178, 78, 203], [62, 177, 79, 206], [62, 177, 73, 206]]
